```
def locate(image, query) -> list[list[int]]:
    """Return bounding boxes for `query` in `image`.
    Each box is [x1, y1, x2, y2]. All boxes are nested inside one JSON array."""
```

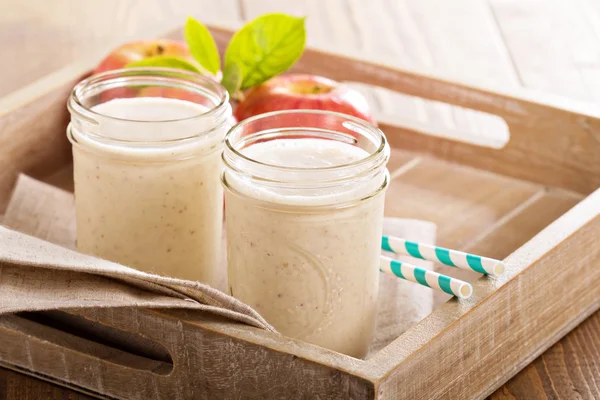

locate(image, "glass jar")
[[67, 68, 232, 289], [222, 110, 390, 358]]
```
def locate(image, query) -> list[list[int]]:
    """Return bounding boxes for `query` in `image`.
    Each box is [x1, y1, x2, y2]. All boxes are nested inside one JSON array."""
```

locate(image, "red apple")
[[93, 40, 193, 102], [92, 40, 212, 104], [234, 74, 376, 125], [93, 39, 193, 75]]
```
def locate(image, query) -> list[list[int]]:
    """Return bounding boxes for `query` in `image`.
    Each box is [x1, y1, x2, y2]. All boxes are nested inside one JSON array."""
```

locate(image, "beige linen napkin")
[[1, 175, 274, 332]]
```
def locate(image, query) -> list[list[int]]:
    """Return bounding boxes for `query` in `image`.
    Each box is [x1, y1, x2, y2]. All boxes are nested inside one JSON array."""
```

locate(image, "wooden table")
[[1, 0, 599, 398]]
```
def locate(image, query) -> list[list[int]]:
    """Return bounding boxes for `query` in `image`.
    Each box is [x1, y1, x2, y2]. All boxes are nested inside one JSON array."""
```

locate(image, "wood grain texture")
[[490, 0, 600, 102], [3, 309, 600, 400], [2, 310, 599, 400], [0, 72, 77, 210], [0, 307, 375, 399], [1, 1, 600, 399], [385, 154, 539, 250], [490, 312, 600, 400], [0, 367, 94, 400], [466, 189, 583, 259]]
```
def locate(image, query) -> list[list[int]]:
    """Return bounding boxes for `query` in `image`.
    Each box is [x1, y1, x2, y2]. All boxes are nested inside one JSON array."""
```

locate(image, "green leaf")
[[221, 61, 242, 97], [184, 16, 221, 75], [125, 56, 200, 73], [225, 13, 306, 89]]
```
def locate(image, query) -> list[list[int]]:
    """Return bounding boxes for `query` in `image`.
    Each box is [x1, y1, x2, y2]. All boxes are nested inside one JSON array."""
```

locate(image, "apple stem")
[[232, 90, 245, 103]]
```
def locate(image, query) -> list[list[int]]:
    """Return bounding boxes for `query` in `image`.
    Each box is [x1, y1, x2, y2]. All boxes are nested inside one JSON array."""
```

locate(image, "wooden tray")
[[0, 25, 599, 399]]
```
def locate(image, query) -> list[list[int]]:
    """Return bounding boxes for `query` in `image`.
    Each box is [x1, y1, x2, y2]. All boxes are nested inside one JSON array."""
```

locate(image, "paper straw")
[[380, 255, 473, 299], [382, 235, 505, 276]]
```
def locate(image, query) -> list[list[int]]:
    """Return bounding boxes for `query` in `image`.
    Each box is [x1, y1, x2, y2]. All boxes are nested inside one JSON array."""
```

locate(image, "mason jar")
[[222, 110, 390, 358], [67, 68, 232, 289]]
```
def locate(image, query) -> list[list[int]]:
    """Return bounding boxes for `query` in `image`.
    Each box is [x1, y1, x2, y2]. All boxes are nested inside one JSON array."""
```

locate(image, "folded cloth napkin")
[[0, 226, 275, 331], [0, 175, 274, 332]]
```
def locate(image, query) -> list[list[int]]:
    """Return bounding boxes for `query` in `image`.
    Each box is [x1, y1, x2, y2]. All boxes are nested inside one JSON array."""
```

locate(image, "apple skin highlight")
[[234, 74, 377, 125], [93, 39, 193, 74]]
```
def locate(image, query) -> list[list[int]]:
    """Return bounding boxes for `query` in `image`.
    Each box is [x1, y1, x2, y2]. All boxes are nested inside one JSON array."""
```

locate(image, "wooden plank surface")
[[491, 0, 600, 102], [2, 310, 600, 400], [384, 155, 540, 250], [0, 367, 94, 399], [242, 0, 519, 146], [0, 0, 242, 98], [1, 0, 600, 399], [491, 313, 600, 400], [4, 306, 598, 400]]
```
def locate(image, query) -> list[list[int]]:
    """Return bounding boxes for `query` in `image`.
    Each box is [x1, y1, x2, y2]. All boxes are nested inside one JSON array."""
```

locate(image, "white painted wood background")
[[3, 0, 600, 100], [4, 0, 599, 147]]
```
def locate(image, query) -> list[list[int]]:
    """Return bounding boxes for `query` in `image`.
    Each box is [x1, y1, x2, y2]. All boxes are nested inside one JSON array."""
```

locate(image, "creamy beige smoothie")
[[69, 95, 230, 289], [224, 137, 388, 358]]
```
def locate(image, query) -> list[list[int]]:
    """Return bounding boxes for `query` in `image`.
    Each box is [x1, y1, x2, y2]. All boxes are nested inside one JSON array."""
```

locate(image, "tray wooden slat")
[[385, 155, 542, 250], [0, 69, 83, 209], [467, 189, 583, 259]]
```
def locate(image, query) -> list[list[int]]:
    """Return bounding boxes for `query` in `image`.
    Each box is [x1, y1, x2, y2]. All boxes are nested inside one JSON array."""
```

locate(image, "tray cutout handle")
[[347, 82, 511, 149], [289, 48, 600, 194], [10, 311, 174, 376]]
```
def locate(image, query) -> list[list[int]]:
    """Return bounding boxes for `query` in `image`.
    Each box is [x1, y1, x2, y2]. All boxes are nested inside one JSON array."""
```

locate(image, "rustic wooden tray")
[[0, 25, 599, 399]]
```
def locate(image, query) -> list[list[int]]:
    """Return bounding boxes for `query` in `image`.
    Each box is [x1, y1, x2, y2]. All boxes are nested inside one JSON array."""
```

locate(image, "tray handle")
[[206, 25, 600, 194], [0, 310, 184, 399], [293, 48, 600, 194]]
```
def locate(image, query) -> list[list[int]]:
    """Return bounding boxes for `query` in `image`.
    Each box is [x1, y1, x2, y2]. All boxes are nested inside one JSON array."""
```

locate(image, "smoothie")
[[224, 138, 388, 358], [70, 96, 229, 288]]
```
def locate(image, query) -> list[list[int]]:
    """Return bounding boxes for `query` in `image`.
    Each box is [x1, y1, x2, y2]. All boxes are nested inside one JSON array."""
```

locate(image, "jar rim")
[[224, 109, 388, 174], [68, 67, 229, 125]]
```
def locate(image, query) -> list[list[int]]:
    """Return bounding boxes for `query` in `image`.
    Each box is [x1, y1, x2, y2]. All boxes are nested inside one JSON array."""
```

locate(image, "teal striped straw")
[[382, 235, 505, 277], [380, 255, 473, 299]]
